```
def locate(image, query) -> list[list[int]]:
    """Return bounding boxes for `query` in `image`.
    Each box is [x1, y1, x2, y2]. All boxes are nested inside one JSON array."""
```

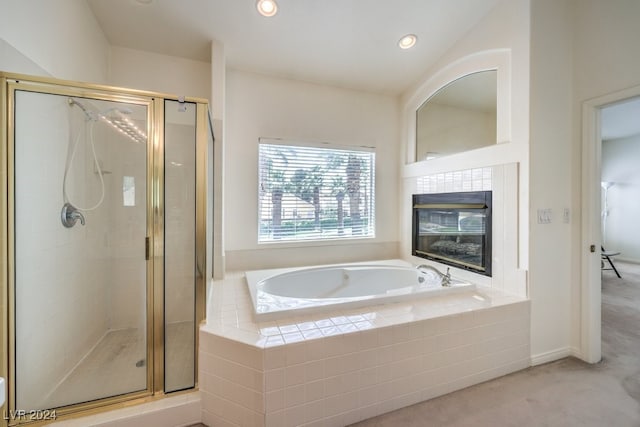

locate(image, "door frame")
[[581, 84, 640, 363]]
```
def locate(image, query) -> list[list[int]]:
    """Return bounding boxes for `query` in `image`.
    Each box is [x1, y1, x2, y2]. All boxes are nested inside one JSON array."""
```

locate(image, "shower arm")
[[68, 97, 96, 121]]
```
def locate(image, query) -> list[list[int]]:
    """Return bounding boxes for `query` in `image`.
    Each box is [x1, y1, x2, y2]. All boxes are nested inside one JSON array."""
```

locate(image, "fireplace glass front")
[[412, 191, 492, 276]]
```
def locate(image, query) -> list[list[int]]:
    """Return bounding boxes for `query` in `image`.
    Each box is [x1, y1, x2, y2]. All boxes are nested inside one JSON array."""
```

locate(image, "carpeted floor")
[[351, 261, 640, 426]]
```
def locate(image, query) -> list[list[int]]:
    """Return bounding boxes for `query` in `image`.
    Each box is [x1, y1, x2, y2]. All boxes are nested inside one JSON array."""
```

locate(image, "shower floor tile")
[[43, 321, 194, 409], [45, 328, 146, 409]]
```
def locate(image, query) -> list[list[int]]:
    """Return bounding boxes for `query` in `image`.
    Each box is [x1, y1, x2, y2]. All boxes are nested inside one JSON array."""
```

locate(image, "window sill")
[[256, 235, 376, 249]]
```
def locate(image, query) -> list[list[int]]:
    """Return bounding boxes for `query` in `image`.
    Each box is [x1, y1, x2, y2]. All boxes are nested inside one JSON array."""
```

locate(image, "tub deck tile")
[[200, 272, 530, 427]]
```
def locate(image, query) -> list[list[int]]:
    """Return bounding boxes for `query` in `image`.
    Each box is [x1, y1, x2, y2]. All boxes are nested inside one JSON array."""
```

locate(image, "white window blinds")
[[258, 142, 375, 242]]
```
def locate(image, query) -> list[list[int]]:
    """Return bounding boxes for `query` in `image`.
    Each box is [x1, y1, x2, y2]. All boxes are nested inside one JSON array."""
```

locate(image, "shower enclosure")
[[0, 73, 209, 424]]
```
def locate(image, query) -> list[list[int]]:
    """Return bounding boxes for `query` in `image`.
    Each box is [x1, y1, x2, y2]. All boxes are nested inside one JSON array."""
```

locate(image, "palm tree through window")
[[258, 142, 375, 242]]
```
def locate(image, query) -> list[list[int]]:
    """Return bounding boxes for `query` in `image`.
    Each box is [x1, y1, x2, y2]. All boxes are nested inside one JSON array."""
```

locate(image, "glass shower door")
[[13, 89, 151, 410]]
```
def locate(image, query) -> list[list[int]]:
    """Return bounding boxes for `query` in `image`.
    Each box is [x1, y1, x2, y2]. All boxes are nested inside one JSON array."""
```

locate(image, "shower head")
[[100, 107, 146, 144], [69, 98, 146, 144], [69, 98, 133, 120], [99, 107, 133, 117]]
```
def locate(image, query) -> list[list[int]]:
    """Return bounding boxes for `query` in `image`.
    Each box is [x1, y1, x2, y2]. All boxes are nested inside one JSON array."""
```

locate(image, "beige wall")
[[400, 0, 530, 297], [0, 39, 49, 76], [0, 0, 109, 83], [529, 0, 574, 362], [108, 46, 211, 100], [527, 0, 640, 362], [569, 0, 640, 355], [223, 69, 401, 271], [403, 0, 531, 148], [402, 0, 640, 366]]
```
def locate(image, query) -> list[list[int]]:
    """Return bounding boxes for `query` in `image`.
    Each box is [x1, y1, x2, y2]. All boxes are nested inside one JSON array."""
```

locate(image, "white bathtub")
[[245, 259, 475, 320]]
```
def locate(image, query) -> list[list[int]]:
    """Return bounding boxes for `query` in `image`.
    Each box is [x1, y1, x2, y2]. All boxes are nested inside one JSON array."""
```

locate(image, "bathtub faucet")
[[416, 264, 451, 287]]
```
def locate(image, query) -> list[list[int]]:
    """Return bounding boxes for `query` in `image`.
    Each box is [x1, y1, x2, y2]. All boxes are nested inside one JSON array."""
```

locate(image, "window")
[[258, 141, 375, 242], [123, 176, 135, 206]]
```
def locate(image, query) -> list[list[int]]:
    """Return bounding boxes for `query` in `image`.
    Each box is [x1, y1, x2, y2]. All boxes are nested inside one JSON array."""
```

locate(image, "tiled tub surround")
[[200, 272, 529, 427]]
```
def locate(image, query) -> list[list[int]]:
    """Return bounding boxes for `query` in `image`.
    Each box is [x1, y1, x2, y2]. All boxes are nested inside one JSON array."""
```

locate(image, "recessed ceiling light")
[[398, 34, 418, 50], [256, 0, 278, 17]]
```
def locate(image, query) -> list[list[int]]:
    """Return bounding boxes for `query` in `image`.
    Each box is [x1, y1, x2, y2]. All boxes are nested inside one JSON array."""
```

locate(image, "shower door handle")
[[145, 237, 150, 260]]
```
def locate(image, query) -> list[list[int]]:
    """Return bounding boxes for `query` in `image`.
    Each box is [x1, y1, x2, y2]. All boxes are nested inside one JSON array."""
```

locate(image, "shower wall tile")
[[107, 135, 147, 331], [14, 92, 111, 408]]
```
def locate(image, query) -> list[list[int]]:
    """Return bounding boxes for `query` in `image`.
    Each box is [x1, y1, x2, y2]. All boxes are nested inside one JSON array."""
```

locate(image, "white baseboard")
[[530, 347, 571, 366], [568, 345, 603, 364]]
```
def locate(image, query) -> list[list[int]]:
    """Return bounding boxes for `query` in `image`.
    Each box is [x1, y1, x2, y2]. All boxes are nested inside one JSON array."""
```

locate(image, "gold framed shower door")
[[0, 72, 208, 426]]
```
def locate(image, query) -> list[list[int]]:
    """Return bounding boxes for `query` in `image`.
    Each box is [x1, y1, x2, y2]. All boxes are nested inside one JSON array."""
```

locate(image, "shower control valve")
[[61, 203, 86, 228]]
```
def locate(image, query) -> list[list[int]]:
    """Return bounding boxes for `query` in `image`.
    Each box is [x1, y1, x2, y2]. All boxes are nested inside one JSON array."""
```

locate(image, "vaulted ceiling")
[[87, 0, 500, 95]]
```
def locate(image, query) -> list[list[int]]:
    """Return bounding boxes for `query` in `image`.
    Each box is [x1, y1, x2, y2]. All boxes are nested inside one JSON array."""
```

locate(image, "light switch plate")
[[537, 208, 552, 224]]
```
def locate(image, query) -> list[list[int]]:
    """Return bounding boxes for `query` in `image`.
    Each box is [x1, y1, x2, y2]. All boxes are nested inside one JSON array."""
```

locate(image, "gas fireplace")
[[412, 191, 492, 276]]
